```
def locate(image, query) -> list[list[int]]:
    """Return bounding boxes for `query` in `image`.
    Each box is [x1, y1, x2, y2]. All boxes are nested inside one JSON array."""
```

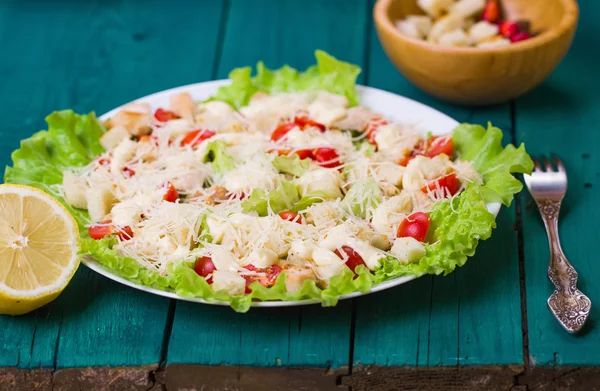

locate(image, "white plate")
[[85, 81, 501, 307]]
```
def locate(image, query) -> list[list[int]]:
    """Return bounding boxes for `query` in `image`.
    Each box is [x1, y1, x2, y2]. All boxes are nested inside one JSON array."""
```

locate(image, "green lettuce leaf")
[[204, 140, 235, 173], [242, 181, 300, 216], [4, 110, 105, 229], [292, 190, 330, 212], [272, 155, 310, 177], [210, 50, 361, 108], [453, 123, 534, 206], [341, 179, 382, 218], [3, 52, 532, 313]]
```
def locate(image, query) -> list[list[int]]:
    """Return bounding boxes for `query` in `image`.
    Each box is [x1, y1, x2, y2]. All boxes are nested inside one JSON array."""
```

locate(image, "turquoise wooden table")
[[0, 1, 598, 390]]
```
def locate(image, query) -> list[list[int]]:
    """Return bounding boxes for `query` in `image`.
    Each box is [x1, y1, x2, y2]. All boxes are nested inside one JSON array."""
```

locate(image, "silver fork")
[[524, 155, 591, 333]]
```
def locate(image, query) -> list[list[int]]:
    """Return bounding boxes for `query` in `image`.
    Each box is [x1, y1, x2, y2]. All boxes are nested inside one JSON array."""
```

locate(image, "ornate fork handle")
[[538, 200, 591, 333]]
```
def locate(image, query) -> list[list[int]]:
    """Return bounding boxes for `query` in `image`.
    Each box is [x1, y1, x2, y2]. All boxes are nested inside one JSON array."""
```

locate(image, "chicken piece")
[[105, 103, 152, 137], [390, 237, 426, 264], [282, 264, 317, 293], [169, 92, 197, 122], [333, 107, 377, 131], [212, 270, 246, 296], [62, 171, 88, 209]]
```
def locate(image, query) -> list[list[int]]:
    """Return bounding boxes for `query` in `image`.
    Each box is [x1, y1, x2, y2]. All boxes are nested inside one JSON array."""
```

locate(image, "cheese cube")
[[212, 270, 246, 296], [438, 29, 470, 47], [391, 237, 426, 264], [451, 0, 486, 18], [469, 21, 500, 43]]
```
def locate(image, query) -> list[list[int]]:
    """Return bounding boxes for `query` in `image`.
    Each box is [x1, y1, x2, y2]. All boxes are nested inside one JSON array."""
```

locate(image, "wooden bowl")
[[374, 0, 579, 105]]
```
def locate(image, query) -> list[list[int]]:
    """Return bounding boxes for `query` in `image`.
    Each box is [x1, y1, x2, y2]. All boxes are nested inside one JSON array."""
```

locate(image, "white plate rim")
[[84, 81, 501, 308]]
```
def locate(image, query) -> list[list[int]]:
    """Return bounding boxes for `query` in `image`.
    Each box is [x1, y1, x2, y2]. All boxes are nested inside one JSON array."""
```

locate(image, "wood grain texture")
[[0, 0, 225, 368], [166, 0, 369, 368], [373, 0, 579, 105], [352, 0, 523, 367], [517, 1, 600, 366]]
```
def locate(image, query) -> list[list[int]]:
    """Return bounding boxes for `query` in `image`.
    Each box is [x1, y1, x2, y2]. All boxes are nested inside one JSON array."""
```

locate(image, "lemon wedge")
[[0, 184, 80, 315]]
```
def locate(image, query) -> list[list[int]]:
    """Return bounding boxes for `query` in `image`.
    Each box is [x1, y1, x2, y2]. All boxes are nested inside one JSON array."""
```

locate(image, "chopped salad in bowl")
[[5, 51, 533, 312]]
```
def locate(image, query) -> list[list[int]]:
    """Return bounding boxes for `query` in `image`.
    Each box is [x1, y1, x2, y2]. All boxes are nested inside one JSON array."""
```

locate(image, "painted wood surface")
[[351, 1, 522, 367], [0, 0, 596, 371], [517, 1, 600, 367], [167, 0, 368, 368]]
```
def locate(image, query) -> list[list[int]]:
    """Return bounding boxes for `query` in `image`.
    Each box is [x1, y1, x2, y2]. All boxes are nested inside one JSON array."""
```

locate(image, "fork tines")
[[532, 154, 565, 173]]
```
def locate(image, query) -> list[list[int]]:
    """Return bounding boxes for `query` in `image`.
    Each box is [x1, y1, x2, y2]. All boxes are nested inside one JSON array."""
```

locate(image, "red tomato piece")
[[334, 246, 366, 274], [88, 221, 133, 241], [96, 155, 111, 168], [365, 117, 388, 146], [294, 116, 326, 132], [88, 223, 114, 240], [154, 108, 180, 122], [294, 149, 314, 160], [270, 148, 314, 160], [270, 123, 297, 142], [194, 256, 216, 283], [499, 21, 519, 38], [122, 167, 136, 177], [397, 212, 430, 242], [425, 136, 454, 158], [243, 264, 283, 293], [312, 147, 341, 168], [482, 0, 500, 23], [510, 31, 531, 43], [397, 155, 415, 167], [116, 225, 134, 241], [278, 210, 302, 224], [161, 181, 179, 202], [181, 130, 216, 147], [421, 173, 461, 197]]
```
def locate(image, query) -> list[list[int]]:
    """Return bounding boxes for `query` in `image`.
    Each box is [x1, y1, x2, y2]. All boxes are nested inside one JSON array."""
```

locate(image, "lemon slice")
[[0, 184, 80, 315]]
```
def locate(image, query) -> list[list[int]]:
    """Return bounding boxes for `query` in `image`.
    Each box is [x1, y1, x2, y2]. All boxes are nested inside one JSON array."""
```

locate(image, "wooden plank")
[[516, 5, 600, 366], [352, 0, 522, 367], [167, 0, 369, 368], [0, 0, 225, 368]]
